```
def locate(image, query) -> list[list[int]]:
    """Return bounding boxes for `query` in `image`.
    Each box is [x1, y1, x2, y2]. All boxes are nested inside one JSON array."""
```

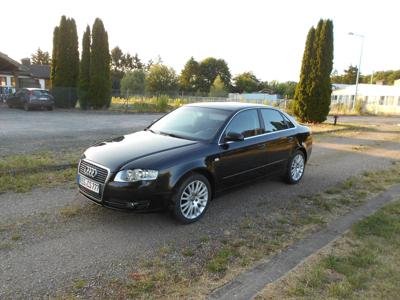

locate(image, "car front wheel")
[[285, 150, 305, 184], [171, 174, 211, 224]]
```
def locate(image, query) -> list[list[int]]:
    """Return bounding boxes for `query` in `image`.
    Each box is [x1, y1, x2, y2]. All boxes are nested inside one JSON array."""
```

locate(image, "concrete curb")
[[207, 184, 400, 300]]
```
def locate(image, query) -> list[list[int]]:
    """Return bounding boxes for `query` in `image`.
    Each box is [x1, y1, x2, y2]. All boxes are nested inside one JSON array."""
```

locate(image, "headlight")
[[114, 169, 158, 182]]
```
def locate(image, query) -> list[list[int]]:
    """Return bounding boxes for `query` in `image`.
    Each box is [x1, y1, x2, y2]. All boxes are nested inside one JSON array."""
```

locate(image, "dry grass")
[[256, 198, 400, 299]]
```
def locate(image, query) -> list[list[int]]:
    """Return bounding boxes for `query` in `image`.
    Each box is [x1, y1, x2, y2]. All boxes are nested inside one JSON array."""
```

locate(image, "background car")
[[77, 102, 312, 223], [6, 88, 55, 111]]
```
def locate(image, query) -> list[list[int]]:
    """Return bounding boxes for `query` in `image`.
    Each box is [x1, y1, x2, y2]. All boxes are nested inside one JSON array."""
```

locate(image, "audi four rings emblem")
[[82, 165, 97, 178]]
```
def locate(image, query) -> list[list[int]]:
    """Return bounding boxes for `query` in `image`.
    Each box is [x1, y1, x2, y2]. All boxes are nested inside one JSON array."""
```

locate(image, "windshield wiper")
[[159, 131, 186, 139], [145, 128, 157, 134]]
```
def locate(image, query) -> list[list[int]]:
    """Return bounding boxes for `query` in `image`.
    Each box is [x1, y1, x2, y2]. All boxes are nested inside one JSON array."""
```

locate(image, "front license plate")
[[79, 176, 100, 193]]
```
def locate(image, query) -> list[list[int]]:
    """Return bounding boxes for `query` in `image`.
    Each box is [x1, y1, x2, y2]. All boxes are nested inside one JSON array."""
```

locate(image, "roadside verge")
[[207, 184, 400, 300]]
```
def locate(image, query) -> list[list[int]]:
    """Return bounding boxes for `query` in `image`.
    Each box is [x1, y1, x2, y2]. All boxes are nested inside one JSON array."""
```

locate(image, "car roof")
[[187, 101, 274, 112], [24, 88, 47, 91]]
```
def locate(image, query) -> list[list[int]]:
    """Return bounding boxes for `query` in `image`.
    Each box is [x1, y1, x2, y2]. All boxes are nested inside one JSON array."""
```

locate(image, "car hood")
[[83, 130, 198, 171]]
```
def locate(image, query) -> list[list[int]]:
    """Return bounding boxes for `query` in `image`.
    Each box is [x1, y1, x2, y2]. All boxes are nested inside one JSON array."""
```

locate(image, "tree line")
[[116, 54, 297, 98], [332, 65, 400, 85]]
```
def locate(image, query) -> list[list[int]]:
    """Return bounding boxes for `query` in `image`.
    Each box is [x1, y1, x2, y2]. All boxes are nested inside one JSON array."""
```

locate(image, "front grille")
[[78, 160, 109, 184]]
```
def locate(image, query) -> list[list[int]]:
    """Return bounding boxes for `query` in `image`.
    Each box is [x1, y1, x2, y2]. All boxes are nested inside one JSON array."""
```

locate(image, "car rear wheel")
[[47, 105, 54, 111], [171, 174, 211, 224], [285, 150, 305, 184]]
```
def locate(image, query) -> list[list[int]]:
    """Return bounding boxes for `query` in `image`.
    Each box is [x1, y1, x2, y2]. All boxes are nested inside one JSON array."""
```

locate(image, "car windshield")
[[149, 106, 232, 141]]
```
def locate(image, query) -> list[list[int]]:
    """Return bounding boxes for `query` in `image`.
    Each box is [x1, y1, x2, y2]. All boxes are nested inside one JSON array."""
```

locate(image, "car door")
[[215, 109, 265, 188], [15, 90, 25, 107], [7, 90, 20, 106], [259, 108, 297, 173]]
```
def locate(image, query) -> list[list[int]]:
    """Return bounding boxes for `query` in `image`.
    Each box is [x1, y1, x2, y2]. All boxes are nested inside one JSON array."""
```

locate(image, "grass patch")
[[73, 279, 87, 290], [0, 242, 13, 250], [0, 151, 79, 173], [258, 199, 400, 299], [207, 247, 238, 273], [11, 234, 22, 241], [59, 205, 81, 218], [0, 167, 76, 193]]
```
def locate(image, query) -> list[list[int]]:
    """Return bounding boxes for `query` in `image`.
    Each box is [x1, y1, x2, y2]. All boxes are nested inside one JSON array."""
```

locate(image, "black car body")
[[78, 102, 312, 223], [6, 88, 55, 111]]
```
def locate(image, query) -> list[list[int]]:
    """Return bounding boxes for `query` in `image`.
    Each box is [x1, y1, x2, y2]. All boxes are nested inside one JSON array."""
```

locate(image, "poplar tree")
[[50, 26, 59, 82], [294, 27, 316, 121], [51, 16, 79, 107], [79, 25, 91, 109], [294, 19, 334, 123], [89, 18, 111, 108], [316, 19, 334, 122]]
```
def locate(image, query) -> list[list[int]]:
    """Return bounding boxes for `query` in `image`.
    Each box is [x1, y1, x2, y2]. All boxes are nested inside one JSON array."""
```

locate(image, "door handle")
[[288, 136, 295, 142]]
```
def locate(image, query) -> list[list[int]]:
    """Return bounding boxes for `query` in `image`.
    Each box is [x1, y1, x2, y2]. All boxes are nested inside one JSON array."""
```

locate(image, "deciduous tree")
[[179, 57, 200, 94], [146, 64, 178, 96]]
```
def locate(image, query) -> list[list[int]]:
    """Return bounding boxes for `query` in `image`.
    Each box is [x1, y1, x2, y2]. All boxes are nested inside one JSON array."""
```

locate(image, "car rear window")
[[32, 90, 49, 96], [260, 109, 288, 132]]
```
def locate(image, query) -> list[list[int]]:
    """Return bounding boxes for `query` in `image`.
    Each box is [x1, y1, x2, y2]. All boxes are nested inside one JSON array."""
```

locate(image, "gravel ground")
[[0, 106, 163, 156], [0, 109, 399, 297]]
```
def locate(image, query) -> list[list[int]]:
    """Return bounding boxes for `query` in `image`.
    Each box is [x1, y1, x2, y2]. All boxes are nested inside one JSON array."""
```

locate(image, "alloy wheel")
[[180, 180, 209, 219], [291, 153, 305, 181]]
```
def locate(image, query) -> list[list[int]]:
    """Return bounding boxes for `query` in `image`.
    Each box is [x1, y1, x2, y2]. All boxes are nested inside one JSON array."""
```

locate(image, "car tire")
[[170, 173, 211, 224], [24, 103, 30, 111], [284, 150, 306, 184], [47, 105, 54, 111]]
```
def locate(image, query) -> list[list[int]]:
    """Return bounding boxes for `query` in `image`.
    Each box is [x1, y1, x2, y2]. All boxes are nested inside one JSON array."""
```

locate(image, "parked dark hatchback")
[[77, 102, 312, 223], [7, 88, 55, 111]]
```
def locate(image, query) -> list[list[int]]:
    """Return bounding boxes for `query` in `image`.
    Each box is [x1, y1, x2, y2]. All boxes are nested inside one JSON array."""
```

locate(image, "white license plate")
[[39, 97, 48, 100], [79, 176, 100, 193]]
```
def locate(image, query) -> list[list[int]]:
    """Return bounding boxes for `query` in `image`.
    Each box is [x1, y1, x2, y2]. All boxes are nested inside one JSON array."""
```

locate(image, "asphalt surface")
[[0, 109, 399, 297], [0, 106, 163, 155]]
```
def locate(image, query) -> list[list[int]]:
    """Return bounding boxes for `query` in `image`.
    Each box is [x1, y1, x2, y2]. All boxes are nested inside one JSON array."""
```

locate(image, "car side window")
[[260, 109, 288, 132], [282, 114, 295, 128], [225, 109, 262, 138]]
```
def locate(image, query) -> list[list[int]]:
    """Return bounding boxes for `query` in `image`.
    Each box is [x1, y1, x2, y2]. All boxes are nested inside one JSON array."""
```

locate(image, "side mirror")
[[224, 131, 244, 142]]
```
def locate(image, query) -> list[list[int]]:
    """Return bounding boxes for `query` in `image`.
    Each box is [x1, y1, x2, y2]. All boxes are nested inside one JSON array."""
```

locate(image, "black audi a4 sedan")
[[77, 102, 312, 223]]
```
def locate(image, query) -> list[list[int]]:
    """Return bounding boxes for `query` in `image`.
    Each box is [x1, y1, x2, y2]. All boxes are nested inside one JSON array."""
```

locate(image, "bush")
[[156, 95, 169, 112], [354, 99, 364, 115]]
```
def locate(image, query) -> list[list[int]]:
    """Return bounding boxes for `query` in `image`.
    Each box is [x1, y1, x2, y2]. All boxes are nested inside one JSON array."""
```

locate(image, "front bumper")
[[78, 175, 171, 211]]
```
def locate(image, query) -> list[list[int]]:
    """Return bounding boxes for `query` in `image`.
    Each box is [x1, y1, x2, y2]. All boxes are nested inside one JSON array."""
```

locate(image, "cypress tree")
[[294, 19, 334, 123], [79, 25, 91, 109], [89, 18, 111, 108], [50, 26, 59, 83], [294, 27, 316, 121], [51, 16, 79, 107], [316, 20, 334, 122]]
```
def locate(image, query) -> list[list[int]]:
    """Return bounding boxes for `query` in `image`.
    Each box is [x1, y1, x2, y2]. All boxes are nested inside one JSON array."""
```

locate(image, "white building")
[[331, 81, 400, 115], [228, 93, 281, 104]]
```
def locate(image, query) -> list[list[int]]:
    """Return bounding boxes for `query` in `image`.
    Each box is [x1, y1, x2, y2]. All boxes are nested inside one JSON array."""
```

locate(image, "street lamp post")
[[348, 32, 365, 111]]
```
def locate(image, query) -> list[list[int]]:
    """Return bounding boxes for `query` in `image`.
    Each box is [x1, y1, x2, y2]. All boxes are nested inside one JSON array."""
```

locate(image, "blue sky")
[[2, 0, 399, 82]]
